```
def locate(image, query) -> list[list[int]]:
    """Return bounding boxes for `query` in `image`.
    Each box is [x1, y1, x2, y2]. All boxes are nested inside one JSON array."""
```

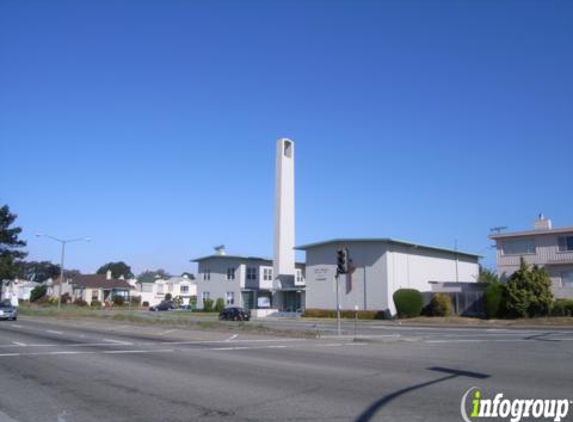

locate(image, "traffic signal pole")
[[335, 273, 341, 336]]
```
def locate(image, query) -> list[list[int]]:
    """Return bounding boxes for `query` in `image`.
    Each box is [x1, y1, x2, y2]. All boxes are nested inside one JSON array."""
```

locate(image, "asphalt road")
[[0, 318, 572, 422]]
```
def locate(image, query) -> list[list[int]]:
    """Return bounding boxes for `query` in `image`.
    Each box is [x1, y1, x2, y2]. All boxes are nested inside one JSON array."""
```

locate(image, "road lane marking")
[[46, 330, 63, 335], [103, 349, 174, 354], [159, 329, 177, 336], [226, 334, 239, 342], [12, 342, 26, 347], [102, 338, 133, 345], [0, 349, 175, 358], [11, 324, 24, 329]]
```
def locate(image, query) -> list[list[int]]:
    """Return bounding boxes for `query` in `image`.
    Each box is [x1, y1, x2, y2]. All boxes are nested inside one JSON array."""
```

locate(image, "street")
[[0, 317, 572, 422]]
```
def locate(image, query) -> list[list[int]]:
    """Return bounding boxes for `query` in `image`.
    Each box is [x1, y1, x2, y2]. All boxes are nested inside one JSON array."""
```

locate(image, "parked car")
[[148, 301, 175, 312], [219, 307, 251, 321], [0, 301, 18, 321]]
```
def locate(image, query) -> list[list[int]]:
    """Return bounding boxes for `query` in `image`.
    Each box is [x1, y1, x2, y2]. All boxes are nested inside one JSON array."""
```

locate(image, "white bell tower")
[[273, 138, 295, 289]]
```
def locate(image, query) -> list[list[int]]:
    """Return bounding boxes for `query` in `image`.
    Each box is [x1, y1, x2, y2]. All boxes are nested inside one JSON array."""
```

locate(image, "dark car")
[[148, 301, 175, 312], [0, 301, 18, 321], [219, 307, 251, 321]]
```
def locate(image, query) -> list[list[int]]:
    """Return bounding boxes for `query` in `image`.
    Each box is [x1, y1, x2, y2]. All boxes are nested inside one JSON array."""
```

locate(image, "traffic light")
[[336, 248, 349, 275]]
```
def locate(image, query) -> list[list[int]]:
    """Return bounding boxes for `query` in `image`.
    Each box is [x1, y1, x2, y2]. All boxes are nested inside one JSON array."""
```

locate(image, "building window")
[[202, 292, 210, 301], [226, 291, 235, 305], [203, 269, 210, 281], [91, 290, 99, 301], [284, 140, 292, 158], [226, 267, 236, 280], [561, 271, 573, 288], [296, 270, 303, 283], [501, 239, 536, 255], [263, 268, 273, 281], [558, 236, 573, 252], [180, 285, 189, 294], [246, 267, 257, 281]]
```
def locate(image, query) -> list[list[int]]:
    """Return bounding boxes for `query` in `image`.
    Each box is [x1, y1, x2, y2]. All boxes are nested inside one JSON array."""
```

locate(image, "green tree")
[[137, 269, 171, 283], [164, 293, 173, 302], [478, 268, 498, 284], [17, 260, 60, 282], [503, 257, 553, 318], [0, 205, 27, 298], [96, 261, 134, 279]]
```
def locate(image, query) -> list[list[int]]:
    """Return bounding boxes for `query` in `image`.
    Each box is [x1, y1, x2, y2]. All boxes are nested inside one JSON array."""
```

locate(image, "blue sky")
[[1, 0, 572, 275]]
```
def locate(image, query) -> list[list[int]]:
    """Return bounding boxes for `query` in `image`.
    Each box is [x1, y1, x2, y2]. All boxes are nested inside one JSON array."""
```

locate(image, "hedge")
[[393, 288, 423, 318], [303, 309, 387, 320], [551, 299, 573, 317], [484, 282, 503, 319]]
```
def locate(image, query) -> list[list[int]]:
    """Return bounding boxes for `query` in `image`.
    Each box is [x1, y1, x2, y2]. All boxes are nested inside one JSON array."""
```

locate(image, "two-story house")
[[193, 249, 305, 315], [490, 215, 573, 299], [138, 275, 197, 307]]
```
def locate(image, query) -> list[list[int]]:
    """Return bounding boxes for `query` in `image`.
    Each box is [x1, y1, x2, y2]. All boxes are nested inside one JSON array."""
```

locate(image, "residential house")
[[70, 271, 133, 305], [138, 275, 197, 307]]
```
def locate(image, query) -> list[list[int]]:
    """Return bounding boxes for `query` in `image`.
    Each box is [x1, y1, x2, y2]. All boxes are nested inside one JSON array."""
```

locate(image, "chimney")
[[534, 213, 552, 231], [106, 270, 112, 280]]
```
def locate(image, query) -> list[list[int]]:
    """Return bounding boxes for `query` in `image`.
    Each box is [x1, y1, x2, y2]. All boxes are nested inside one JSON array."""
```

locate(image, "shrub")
[[173, 295, 183, 308], [203, 298, 214, 312], [393, 288, 423, 318], [484, 282, 503, 319], [164, 293, 172, 302], [303, 309, 387, 319], [91, 300, 102, 308], [142, 301, 149, 307], [130, 296, 142, 306], [112, 296, 125, 306], [551, 299, 573, 317], [30, 285, 47, 303], [214, 298, 225, 313], [61, 293, 72, 304], [73, 298, 88, 307], [502, 258, 553, 318], [478, 268, 498, 284], [429, 293, 452, 317]]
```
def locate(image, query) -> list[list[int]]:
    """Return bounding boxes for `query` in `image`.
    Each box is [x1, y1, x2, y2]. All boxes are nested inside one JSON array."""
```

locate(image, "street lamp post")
[[36, 234, 90, 310]]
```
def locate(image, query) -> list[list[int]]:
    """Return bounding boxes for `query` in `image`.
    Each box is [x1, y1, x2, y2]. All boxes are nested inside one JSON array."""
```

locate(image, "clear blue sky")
[[1, 0, 572, 276]]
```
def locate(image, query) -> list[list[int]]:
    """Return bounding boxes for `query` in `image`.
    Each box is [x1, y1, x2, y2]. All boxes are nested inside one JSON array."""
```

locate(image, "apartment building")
[[490, 215, 573, 299]]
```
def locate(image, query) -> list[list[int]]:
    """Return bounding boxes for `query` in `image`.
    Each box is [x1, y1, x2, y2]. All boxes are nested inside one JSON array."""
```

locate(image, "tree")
[[502, 257, 553, 318], [181, 272, 195, 280], [0, 205, 27, 298], [478, 268, 498, 284], [96, 262, 133, 279], [17, 261, 60, 282], [137, 269, 171, 283]]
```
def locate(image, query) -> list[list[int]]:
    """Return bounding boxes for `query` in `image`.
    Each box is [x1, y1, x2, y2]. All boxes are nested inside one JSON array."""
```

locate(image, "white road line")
[[226, 334, 239, 342], [12, 342, 26, 347], [11, 324, 24, 329], [102, 338, 132, 345], [159, 329, 177, 336], [103, 349, 174, 354], [46, 330, 63, 335], [211, 346, 254, 351], [0, 349, 175, 358]]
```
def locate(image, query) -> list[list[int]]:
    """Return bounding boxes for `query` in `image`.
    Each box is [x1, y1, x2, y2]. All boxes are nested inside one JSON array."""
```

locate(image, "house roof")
[[191, 254, 305, 266], [295, 238, 481, 259], [489, 226, 573, 240], [68, 274, 132, 290]]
